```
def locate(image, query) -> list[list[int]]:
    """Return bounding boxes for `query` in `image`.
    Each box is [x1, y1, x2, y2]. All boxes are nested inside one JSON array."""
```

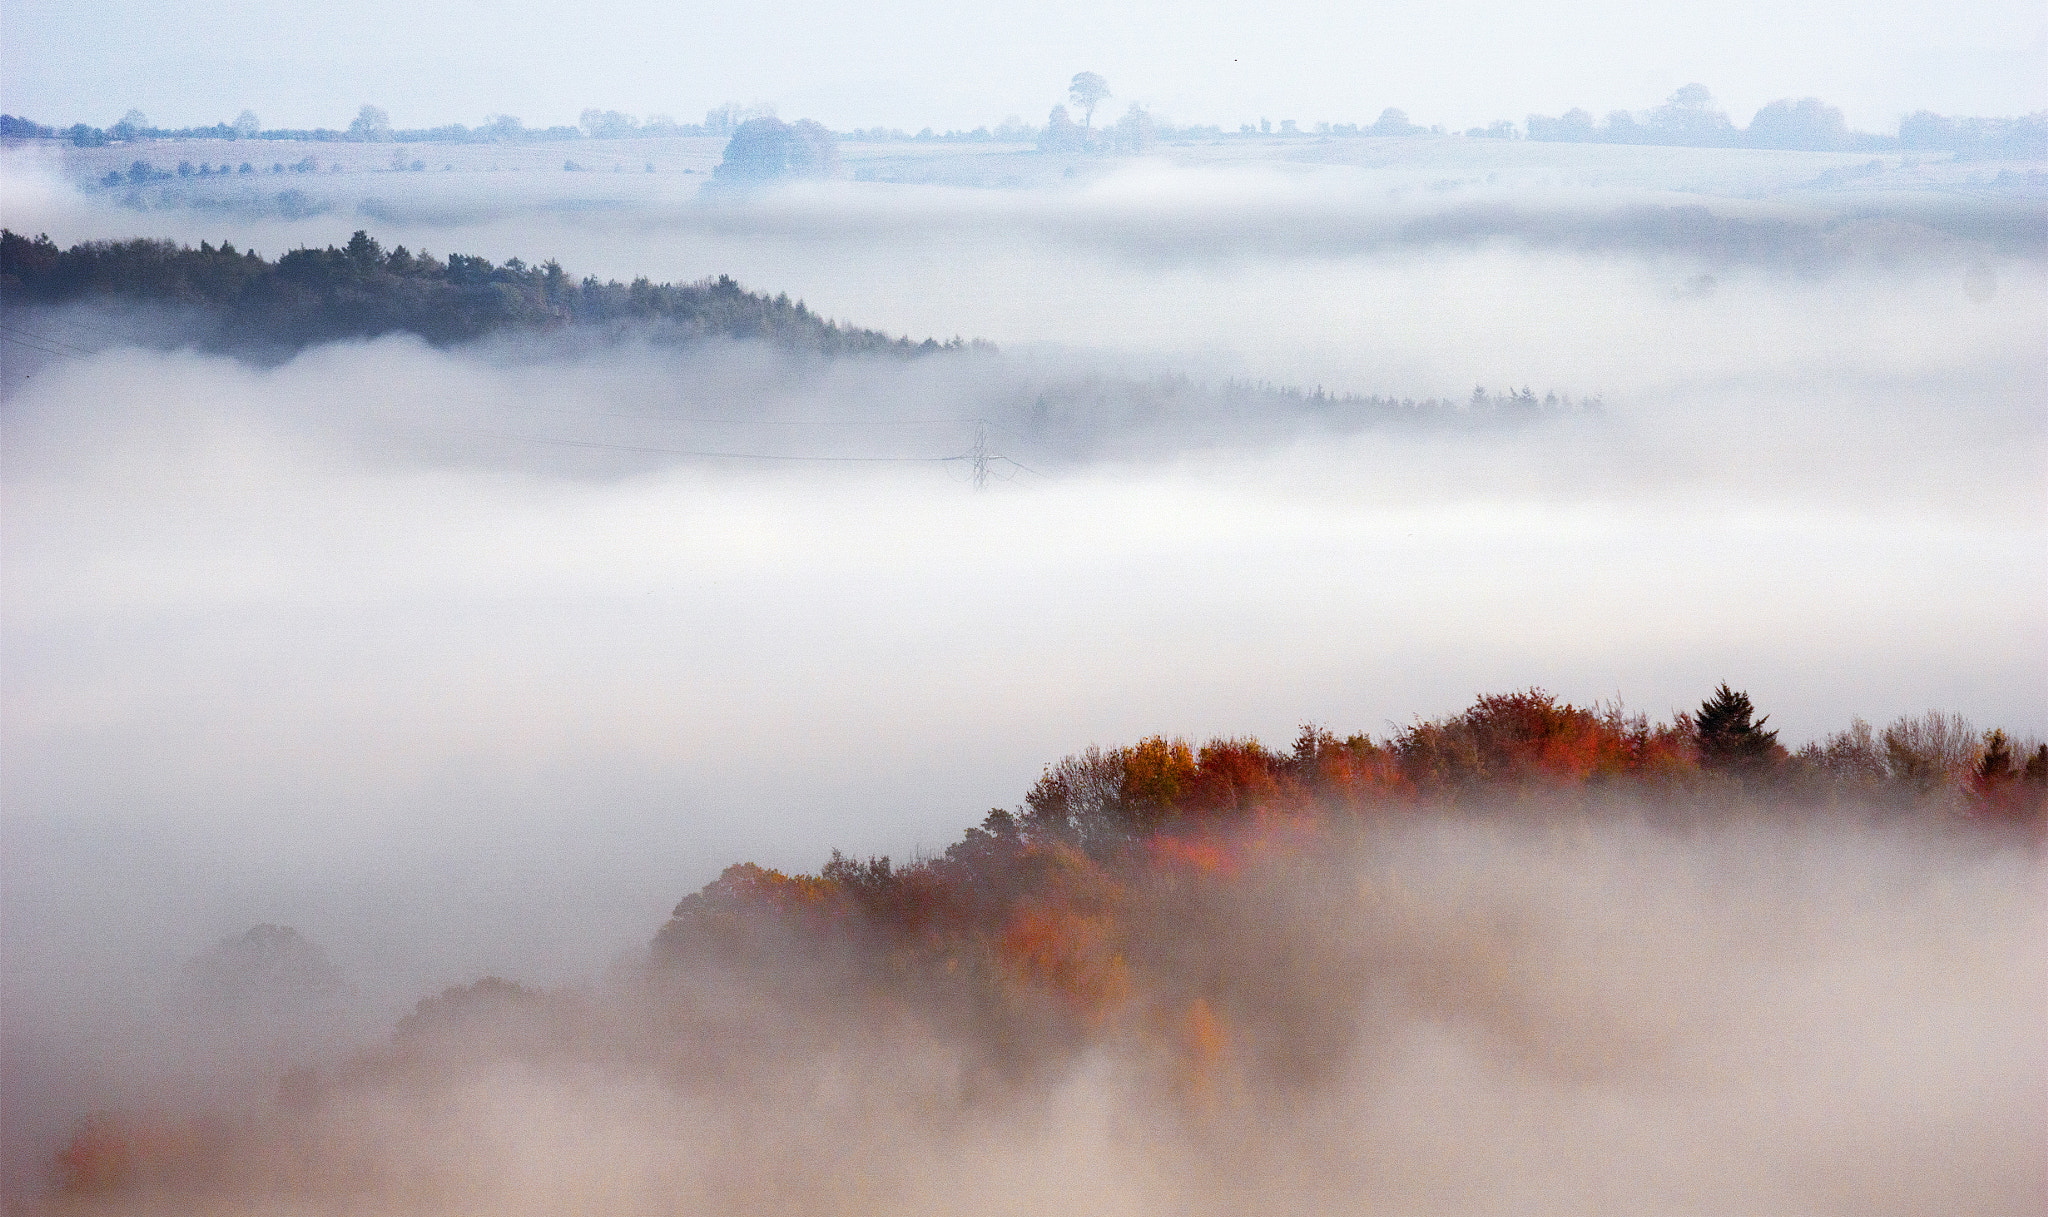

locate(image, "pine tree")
[[2024, 744, 2048, 786], [1694, 683, 1780, 771]]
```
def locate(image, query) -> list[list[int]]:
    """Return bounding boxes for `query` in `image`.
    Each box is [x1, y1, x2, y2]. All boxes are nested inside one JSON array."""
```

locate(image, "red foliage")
[[1395, 689, 1695, 788], [1185, 737, 1291, 814], [997, 904, 1129, 1016], [55, 1115, 136, 1194], [54, 1112, 226, 1195], [53, 688, 2042, 1198], [636, 688, 2039, 1055], [1146, 835, 1240, 878]]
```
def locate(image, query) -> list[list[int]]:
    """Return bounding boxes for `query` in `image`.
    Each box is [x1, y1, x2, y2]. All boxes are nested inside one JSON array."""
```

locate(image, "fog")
[[5, 815, 2043, 1215], [3, 140, 2045, 1206]]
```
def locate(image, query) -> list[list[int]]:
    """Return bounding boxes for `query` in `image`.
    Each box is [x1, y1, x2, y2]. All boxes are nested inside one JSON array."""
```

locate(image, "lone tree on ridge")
[[1069, 72, 1111, 129]]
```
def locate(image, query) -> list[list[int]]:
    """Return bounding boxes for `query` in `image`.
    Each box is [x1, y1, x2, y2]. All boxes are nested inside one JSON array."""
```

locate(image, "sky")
[[2, 0, 2045, 134]]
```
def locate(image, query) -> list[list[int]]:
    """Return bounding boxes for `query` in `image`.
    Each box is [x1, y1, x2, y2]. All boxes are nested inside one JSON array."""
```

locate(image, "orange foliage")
[[634, 686, 2037, 1086], [55, 1112, 224, 1195], [1186, 737, 1290, 814], [53, 687, 2043, 1198], [997, 906, 1130, 1015], [55, 1116, 136, 1194], [1395, 689, 1695, 788], [1146, 835, 1240, 878], [1173, 998, 1229, 1099], [1120, 735, 1198, 828]]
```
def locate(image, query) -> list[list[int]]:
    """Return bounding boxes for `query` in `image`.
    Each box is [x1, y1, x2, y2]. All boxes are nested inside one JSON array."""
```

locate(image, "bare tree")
[[1881, 711, 1980, 789]]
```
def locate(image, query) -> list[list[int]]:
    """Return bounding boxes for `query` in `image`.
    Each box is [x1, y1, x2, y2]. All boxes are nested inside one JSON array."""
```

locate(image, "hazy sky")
[[2, 0, 2044, 133]]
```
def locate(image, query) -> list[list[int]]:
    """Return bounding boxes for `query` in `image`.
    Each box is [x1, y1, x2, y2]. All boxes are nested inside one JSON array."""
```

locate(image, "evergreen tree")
[[1694, 683, 1780, 771]]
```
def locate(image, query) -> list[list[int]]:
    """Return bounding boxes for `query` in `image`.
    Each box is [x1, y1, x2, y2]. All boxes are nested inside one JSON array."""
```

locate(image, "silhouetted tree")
[[344, 229, 383, 266], [1744, 97, 1848, 150], [1693, 683, 1781, 771], [1112, 103, 1155, 154], [712, 117, 838, 182], [579, 109, 640, 139], [1972, 729, 2015, 789], [1643, 84, 1735, 146], [184, 924, 348, 1003], [348, 105, 391, 141], [1068, 72, 1111, 129], [480, 114, 524, 141], [1527, 107, 1595, 142], [1039, 104, 1084, 152], [0, 114, 56, 138], [1369, 108, 1419, 136]]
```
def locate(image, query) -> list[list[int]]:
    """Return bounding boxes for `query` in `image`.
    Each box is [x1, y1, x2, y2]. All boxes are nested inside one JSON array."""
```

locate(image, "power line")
[[0, 331, 83, 359], [0, 322, 101, 356]]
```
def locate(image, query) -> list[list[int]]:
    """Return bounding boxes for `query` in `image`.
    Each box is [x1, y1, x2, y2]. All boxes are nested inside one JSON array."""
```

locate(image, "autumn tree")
[[1023, 745, 1128, 848], [1880, 711, 1979, 789]]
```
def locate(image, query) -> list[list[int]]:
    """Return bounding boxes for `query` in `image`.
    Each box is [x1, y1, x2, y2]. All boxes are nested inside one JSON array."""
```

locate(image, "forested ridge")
[[651, 685, 2042, 1034], [1, 229, 962, 356], [2, 227, 1597, 455], [48, 686, 2043, 1197]]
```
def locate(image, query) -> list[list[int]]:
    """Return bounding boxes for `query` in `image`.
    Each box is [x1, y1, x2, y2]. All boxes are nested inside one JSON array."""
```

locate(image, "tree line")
[[637, 684, 2040, 1063], [46, 683, 2041, 1197], [1524, 84, 2047, 157], [655, 683, 2039, 1013], [892, 685, 2043, 870], [11, 89, 2040, 159], [2, 229, 1594, 448], [0, 229, 965, 357], [0, 102, 773, 149]]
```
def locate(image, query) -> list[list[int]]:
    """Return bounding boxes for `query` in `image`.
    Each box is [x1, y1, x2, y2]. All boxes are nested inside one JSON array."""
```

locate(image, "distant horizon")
[[8, 95, 2042, 149], [3, 0, 2042, 138], [7, 87, 2045, 148]]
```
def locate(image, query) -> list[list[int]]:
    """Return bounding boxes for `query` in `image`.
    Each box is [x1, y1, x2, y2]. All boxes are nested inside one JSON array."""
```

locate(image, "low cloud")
[[2, 138, 2042, 1210], [10, 813, 2043, 1214]]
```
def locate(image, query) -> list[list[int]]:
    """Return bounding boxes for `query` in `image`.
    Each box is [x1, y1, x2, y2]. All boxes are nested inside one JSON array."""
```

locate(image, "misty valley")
[[28, 706, 2048, 1214], [2, 101, 2044, 1216]]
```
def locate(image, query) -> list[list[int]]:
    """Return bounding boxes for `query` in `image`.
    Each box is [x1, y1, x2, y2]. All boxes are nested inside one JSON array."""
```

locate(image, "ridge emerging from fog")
[[0, 228, 981, 360]]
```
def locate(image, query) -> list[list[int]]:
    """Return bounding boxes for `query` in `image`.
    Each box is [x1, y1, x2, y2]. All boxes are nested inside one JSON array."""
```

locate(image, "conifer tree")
[[1694, 683, 1780, 771]]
